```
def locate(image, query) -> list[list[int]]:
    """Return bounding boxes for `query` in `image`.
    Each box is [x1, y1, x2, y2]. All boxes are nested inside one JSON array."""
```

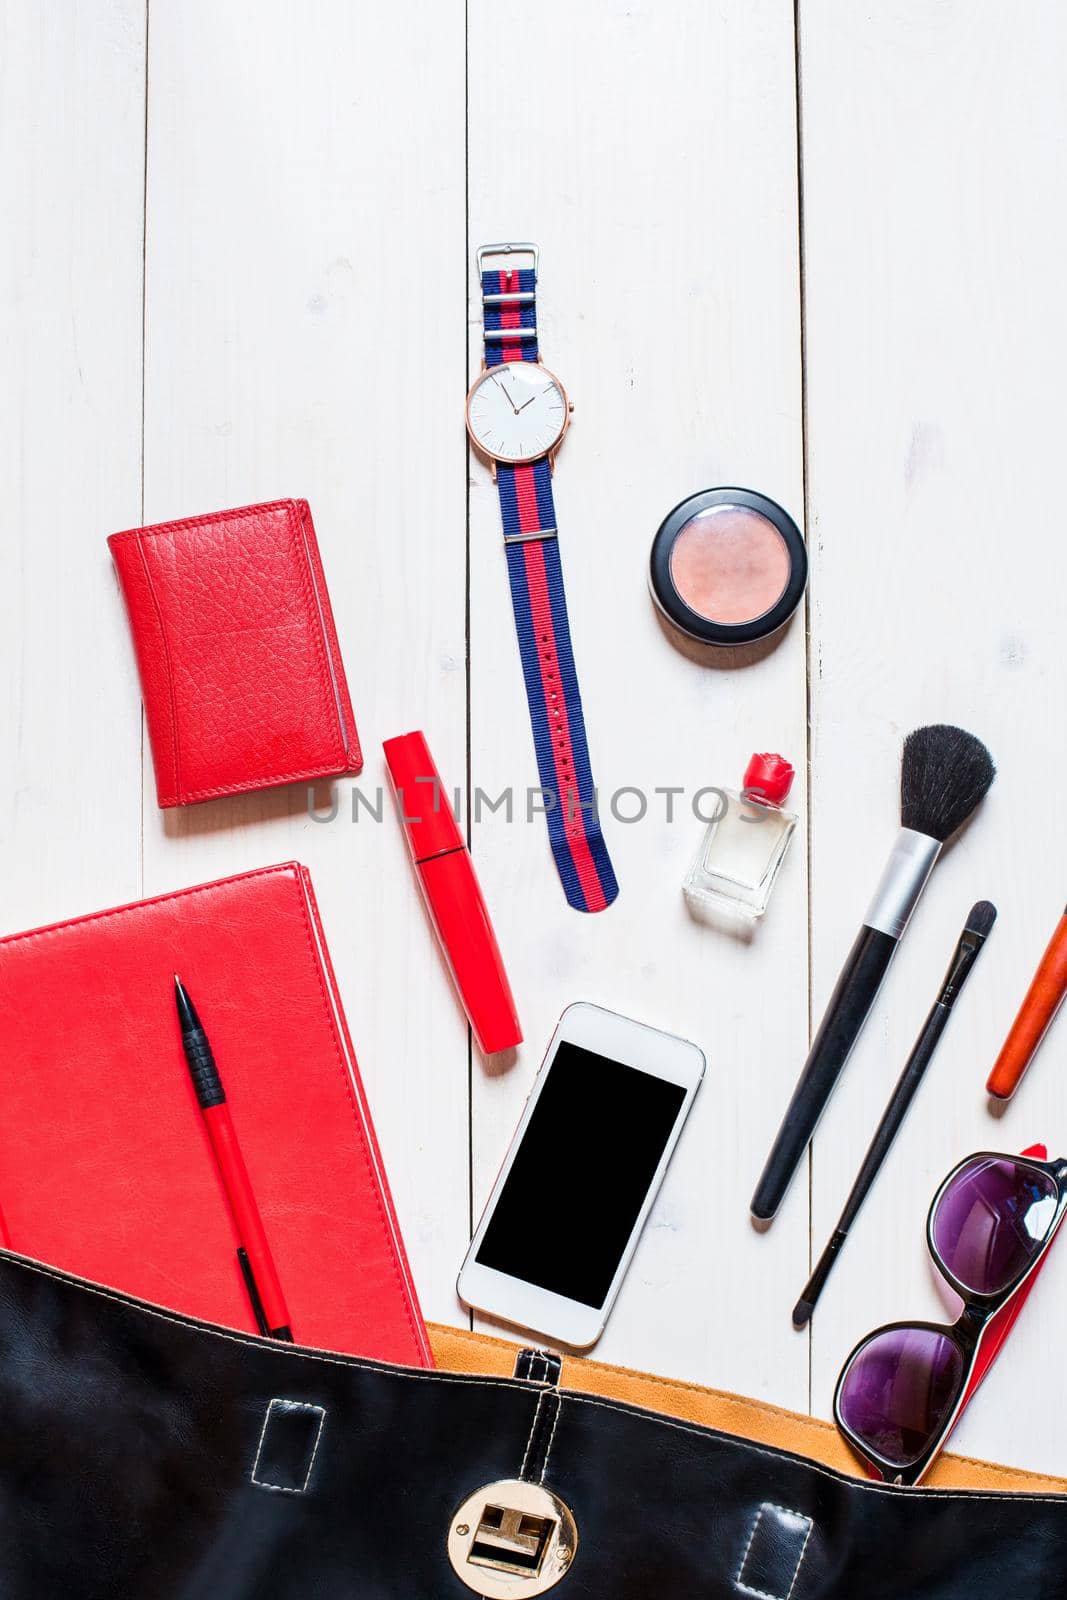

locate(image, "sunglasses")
[[834, 1144, 1067, 1486]]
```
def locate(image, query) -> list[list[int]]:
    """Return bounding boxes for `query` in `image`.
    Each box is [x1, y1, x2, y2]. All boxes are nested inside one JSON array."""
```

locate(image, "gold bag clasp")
[[447, 1478, 578, 1595]]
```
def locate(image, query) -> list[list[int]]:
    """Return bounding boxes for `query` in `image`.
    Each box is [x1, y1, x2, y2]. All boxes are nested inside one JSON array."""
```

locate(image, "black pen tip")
[[966, 900, 997, 938], [792, 1297, 814, 1329], [173, 975, 200, 1032]]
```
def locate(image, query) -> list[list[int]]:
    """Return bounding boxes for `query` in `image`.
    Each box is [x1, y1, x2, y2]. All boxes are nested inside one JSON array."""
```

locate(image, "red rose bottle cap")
[[743, 753, 795, 807]]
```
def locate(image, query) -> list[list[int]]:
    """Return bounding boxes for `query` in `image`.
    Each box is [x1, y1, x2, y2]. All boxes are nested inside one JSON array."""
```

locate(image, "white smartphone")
[[458, 1001, 705, 1349]]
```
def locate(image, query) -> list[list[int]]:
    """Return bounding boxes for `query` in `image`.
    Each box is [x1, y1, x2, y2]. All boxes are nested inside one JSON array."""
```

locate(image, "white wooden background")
[[2, 0, 1066, 1477]]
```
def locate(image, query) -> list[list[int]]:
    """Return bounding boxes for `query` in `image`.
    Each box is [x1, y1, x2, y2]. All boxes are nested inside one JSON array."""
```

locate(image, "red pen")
[[174, 977, 293, 1341], [384, 731, 522, 1055]]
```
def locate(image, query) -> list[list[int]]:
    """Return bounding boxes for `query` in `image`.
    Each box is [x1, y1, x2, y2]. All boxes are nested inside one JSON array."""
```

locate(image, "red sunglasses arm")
[[957, 1144, 1053, 1412], [867, 1247, 1054, 1481]]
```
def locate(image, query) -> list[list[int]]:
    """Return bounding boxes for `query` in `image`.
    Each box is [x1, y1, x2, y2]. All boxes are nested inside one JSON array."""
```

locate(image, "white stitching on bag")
[[539, 1391, 563, 1485], [520, 1390, 546, 1481], [251, 1399, 327, 1495], [519, 1351, 564, 1484], [735, 1503, 813, 1600]]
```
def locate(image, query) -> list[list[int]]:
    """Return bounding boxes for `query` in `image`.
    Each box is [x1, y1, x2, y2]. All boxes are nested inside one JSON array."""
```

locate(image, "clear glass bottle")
[[684, 753, 797, 919]]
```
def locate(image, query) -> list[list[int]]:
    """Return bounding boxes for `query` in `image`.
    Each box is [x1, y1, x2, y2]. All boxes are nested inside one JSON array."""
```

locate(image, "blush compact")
[[650, 487, 807, 647]]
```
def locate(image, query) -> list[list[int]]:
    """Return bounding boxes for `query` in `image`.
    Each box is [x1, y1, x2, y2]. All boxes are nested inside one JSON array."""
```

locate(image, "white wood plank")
[[141, 0, 469, 1324], [468, 1, 809, 1405], [801, 0, 1067, 1472], [9, 0, 1064, 1491], [0, 1, 145, 929]]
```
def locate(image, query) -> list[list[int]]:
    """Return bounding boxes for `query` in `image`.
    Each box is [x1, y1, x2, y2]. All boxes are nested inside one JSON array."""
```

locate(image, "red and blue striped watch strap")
[[498, 461, 617, 912], [481, 266, 539, 366], [480, 260, 617, 912]]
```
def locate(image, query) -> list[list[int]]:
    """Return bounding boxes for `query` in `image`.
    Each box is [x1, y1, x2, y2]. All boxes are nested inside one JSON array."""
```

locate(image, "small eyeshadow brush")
[[751, 725, 996, 1224], [793, 899, 997, 1328]]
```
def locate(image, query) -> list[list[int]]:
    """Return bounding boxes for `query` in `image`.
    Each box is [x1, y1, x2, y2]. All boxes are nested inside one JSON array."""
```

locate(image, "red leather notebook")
[[108, 500, 362, 807], [0, 862, 431, 1367]]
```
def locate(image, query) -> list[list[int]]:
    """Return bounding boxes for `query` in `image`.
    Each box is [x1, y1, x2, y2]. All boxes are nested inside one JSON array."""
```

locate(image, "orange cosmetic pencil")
[[987, 906, 1067, 1100]]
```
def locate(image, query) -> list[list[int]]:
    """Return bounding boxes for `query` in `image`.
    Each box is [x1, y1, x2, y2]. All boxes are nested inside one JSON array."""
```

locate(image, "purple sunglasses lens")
[[838, 1327, 964, 1470], [931, 1157, 1058, 1297]]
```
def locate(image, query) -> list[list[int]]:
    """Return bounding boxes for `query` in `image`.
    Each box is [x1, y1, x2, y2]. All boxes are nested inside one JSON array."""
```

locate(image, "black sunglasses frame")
[[833, 1151, 1067, 1487]]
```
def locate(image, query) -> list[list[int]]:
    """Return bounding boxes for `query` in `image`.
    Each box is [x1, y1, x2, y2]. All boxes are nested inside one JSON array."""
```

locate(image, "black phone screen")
[[475, 1041, 688, 1309]]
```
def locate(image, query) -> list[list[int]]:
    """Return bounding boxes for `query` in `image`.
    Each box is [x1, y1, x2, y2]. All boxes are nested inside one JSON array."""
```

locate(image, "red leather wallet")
[[0, 862, 431, 1367], [108, 499, 362, 807]]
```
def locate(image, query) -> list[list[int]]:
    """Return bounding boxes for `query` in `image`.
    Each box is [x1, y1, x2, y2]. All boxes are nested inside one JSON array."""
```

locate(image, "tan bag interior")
[[429, 1323, 1066, 1497]]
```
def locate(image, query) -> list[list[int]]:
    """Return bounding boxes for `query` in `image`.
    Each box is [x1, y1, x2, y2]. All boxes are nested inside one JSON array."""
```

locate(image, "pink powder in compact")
[[669, 506, 790, 624]]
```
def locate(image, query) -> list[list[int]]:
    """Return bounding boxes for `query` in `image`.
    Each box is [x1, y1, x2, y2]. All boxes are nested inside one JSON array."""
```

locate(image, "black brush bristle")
[[900, 725, 995, 842], [966, 900, 997, 938]]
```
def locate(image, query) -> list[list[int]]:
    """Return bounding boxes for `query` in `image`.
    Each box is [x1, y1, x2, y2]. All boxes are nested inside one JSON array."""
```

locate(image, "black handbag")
[[2, 1247, 1064, 1598]]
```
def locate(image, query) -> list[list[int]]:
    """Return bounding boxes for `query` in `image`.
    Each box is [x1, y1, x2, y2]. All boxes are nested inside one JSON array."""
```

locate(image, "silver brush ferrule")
[[864, 828, 942, 939]]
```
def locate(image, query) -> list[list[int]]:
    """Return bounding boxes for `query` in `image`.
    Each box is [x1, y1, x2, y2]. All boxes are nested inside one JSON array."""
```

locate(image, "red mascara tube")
[[384, 731, 522, 1055]]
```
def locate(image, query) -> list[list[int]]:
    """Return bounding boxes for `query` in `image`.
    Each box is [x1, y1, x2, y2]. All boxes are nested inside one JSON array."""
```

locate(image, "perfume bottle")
[[684, 753, 797, 919]]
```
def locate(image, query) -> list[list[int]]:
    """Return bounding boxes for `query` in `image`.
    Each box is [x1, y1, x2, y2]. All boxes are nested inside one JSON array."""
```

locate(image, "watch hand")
[[490, 374, 520, 415], [516, 395, 537, 412]]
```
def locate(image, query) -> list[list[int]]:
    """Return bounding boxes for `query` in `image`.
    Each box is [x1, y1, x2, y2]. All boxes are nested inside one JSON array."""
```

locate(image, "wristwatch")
[[466, 243, 618, 913]]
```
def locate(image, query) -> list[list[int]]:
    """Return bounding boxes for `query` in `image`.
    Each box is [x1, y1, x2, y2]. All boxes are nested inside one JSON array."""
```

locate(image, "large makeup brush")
[[751, 725, 995, 1224]]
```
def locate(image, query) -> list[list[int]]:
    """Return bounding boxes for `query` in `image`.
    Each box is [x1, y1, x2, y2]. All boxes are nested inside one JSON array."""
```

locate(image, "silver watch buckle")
[[477, 241, 539, 278]]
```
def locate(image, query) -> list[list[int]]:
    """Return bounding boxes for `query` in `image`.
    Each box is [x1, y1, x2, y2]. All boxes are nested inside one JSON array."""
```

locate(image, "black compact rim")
[[649, 486, 808, 647]]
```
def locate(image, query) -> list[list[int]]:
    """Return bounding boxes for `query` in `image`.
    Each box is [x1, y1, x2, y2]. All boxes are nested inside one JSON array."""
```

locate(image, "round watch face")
[[466, 362, 568, 463]]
